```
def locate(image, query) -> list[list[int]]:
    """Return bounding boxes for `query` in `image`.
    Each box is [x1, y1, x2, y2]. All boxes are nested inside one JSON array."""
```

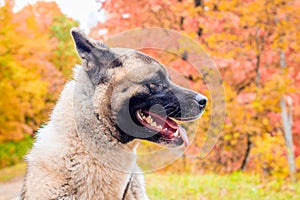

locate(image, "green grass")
[[0, 162, 26, 182], [1, 164, 299, 199], [145, 172, 300, 200]]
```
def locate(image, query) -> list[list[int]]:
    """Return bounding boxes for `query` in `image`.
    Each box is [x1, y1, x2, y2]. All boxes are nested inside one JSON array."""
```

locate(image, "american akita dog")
[[21, 28, 207, 199]]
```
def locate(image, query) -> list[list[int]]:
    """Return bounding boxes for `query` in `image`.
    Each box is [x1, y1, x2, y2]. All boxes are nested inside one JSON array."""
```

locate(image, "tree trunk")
[[182, 153, 187, 171], [194, 0, 202, 7], [240, 134, 252, 171], [279, 51, 297, 182], [240, 43, 261, 171]]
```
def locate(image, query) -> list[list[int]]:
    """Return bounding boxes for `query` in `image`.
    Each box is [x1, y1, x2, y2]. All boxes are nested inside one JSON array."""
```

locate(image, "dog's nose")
[[195, 94, 207, 111]]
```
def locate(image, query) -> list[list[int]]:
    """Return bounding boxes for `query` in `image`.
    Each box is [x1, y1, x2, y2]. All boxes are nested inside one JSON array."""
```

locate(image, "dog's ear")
[[70, 28, 122, 85]]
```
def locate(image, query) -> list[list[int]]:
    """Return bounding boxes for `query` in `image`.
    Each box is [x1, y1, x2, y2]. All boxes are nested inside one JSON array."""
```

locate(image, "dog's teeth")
[[174, 129, 179, 137], [158, 125, 162, 129], [163, 128, 167, 131], [145, 116, 151, 123]]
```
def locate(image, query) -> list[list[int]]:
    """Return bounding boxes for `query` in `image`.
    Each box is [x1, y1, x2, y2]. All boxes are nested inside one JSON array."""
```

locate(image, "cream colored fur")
[[21, 66, 149, 200]]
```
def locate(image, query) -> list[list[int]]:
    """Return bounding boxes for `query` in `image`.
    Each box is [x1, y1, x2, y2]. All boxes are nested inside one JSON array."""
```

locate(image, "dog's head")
[[71, 28, 207, 148]]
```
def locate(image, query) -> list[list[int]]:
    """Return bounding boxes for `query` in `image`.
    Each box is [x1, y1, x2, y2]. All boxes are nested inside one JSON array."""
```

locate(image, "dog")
[[20, 28, 207, 199]]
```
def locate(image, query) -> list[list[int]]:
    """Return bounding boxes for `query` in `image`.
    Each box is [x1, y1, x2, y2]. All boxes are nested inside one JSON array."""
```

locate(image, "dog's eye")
[[147, 82, 164, 93], [148, 83, 156, 89]]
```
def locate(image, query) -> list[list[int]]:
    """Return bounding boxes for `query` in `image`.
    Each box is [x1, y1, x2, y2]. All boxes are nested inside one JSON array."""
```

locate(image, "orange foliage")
[[0, 0, 78, 142]]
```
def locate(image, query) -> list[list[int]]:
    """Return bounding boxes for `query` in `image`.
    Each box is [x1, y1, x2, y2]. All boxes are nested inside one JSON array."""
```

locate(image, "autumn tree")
[[0, 0, 47, 141], [0, 0, 79, 142]]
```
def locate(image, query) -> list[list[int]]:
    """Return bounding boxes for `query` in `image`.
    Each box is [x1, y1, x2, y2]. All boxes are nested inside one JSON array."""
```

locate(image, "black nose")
[[195, 94, 207, 110]]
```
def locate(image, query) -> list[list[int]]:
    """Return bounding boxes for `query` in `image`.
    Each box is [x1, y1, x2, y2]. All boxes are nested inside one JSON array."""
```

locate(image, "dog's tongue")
[[179, 125, 189, 147], [165, 117, 178, 129], [164, 117, 189, 147]]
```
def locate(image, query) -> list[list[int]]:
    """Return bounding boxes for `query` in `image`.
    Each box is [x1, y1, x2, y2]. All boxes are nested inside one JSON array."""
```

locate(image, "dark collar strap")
[[122, 173, 133, 200]]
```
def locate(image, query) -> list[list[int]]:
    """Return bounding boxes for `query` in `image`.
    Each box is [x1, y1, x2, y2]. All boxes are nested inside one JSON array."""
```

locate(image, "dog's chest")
[[65, 155, 131, 200]]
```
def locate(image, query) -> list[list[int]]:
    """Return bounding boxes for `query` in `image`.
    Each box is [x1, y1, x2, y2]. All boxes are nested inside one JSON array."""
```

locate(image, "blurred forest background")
[[1, 0, 300, 198]]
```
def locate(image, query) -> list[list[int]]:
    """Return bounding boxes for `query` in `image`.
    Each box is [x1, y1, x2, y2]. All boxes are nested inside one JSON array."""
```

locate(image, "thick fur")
[[21, 66, 148, 199]]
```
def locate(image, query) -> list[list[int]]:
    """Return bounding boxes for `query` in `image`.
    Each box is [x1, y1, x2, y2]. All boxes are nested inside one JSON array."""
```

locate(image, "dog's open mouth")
[[135, 109, 189, 147]]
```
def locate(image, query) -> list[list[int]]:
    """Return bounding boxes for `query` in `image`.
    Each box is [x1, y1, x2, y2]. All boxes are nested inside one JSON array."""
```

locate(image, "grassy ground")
[[145, 173, 300, 200], [0, 163, 26, 182], [1, 164, 299, 199]]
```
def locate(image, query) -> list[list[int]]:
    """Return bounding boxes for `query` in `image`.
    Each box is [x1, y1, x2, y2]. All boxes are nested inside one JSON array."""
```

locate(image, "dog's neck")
[[70, 67, 137, 169]]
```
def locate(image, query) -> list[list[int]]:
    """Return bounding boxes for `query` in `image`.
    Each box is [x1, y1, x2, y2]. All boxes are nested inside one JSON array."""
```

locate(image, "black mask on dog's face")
[[116, 63, 207, 146]]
